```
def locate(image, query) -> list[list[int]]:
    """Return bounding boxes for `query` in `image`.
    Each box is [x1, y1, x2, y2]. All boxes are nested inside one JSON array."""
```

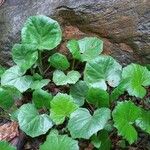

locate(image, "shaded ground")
[[0, 86, 150, 150]]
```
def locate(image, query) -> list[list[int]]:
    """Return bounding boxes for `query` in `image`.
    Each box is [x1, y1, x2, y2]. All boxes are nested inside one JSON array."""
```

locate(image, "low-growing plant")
[[0, 15, 150, 150]]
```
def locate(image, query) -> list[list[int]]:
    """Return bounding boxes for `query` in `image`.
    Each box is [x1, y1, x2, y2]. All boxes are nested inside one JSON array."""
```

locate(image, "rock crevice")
[[0, 0, 149, 66]]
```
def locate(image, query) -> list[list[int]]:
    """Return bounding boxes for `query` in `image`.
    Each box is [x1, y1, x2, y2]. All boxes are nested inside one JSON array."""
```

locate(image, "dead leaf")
[[0, 121, 19, 141]]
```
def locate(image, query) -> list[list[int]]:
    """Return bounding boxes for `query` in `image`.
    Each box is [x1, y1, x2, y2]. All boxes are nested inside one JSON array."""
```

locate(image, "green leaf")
[[122, 63, 150, 98], [11, 109, 20, 121], [86, 87, 109, 107], [50, 93, 78, 125], [30, 79, 50, 90], [84, 55, 122, 90], [0, 141, 16, 150], [67, 37, 103, 62], [33, 73, 43, 80], [112, 101, 141, 144], [53, 70, 81, 86], [91, 130, 111, 150], [48, 53, 70, 70], [17, 103, 53, 137], [0, 65, 6, 78], [0, 86, 21, 109], [110, 79, 129, 101], [91, 134, 101, 149], [67, 39, 81, 60], [68, 108, 111, 139], [146, 64, 150, 71], [70, 81, 89, 106], [1, 66, 33, 93], [12, 44, 38, 71], [22, 15, 62, 50], [32, 89, 52, 109], [117, 140, 126, 149], [136, 109, 150, 134], [40, 130, 79, 150]]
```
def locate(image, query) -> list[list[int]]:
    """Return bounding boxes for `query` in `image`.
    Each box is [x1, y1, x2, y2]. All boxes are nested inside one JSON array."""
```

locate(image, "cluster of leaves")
[[0, 15, 150, 150]]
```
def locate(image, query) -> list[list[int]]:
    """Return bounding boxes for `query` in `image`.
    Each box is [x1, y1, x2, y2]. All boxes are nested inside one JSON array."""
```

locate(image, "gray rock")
[[0, 0, 150, 66], [56, 0, 150, 64], [0, 0, 65, 66]]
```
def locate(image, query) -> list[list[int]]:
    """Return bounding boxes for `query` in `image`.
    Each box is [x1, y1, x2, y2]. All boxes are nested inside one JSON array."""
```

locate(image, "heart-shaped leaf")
[[68, 108, 111, 139], [40, 130, 79, 150], [53, 70, 81, 86], [84, 55, 122, 90], [0, 141, 16, 150], [48, 53, 70, 70], [86, 87, 109, 107], [67, 37, 103, 62], [122, 63, 150, 98], [12, 44, 38, 71], [1, 66, 33, 93], [112, 101, 140, 144], [136, 109, 150, 134], [32, 89, 52, 109], [0, 86, 21, 109], [50, 93, 78, 125], [70, 81, 89, 106], [21, 15, 62, 50], [17, 103, 53, 137]]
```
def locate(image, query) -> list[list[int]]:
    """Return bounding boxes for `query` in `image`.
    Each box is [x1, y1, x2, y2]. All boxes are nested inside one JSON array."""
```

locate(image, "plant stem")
[[38, 51, 44, 76], [44, 65, 51, 75], [30, 67, 35, 75], [71, 59, 75, 70]]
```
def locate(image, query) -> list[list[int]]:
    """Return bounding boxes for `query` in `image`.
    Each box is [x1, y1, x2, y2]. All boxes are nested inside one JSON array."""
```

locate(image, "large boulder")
[[0, 0, 65, 66], [0, 0, 149, 66]]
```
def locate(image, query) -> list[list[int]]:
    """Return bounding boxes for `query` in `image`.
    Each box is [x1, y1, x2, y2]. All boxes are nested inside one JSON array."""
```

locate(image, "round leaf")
[[86, 87, 109, 107], [48, 53, 70, 70], [84, 55, 122, 90], [21, 15, 62, 50], [122, 63, 150, 98], [50, 93, 78, 125], [40, 130, 79, 150], [70, 81, 89, 106], [53, 70, 81, 86], [68, 108, 111, 139], [112, 101, 141, 144], [1, 66, 33, 93], [32, 89, 52, 109], [17, 103, 53, 137], [67, 37, 103, 62], [12, 44, 38, 71]]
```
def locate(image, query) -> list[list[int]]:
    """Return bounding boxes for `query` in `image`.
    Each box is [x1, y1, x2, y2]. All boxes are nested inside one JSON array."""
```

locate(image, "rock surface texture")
[[0, 0, 150, 66]]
